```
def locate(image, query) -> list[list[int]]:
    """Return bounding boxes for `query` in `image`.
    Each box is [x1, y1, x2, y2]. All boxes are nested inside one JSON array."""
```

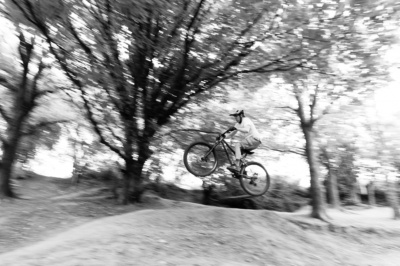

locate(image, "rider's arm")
[[224, 122, 239, 138], [226, 129, 237, 139], [235, 119, 250, 133]]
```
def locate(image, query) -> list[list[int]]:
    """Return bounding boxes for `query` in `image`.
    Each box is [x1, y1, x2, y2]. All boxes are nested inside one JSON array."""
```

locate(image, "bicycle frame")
[[202, 129, 239, 166], [184, 130, 270, 196]]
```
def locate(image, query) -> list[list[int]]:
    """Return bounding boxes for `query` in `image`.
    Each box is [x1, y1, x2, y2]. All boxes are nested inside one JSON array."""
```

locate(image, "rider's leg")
[[242, 136, 261, 151], [228, 137, 261, 173], [233, 142, 241, 170], [227, 142, 241, 173]]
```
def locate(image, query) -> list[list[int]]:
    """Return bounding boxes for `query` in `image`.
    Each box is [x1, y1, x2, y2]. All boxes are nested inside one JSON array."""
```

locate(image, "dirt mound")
[[13, 173, 72, 200], [280, 206, 400, 237], [1, 196, 399, 266]]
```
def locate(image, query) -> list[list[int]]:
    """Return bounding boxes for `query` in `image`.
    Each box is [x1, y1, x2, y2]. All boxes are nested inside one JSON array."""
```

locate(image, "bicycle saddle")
[[241, 149, 254, 155]]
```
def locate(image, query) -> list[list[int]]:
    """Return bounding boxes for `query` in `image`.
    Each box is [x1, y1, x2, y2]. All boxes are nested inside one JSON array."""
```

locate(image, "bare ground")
[[0, 175, 399, 266]]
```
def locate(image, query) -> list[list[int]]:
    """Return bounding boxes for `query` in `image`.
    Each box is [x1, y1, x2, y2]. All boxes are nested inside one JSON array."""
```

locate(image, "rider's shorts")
[[240, 136, 261, 151]]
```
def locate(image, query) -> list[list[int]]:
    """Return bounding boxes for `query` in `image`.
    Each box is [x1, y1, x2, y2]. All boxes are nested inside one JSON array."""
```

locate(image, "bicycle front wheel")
[[240, 162, 270, 196], [183, 142, 218, 177]]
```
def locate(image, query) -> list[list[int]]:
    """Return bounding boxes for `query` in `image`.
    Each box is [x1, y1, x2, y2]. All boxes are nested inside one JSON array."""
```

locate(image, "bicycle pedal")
[[227, 166, 239, 173], [231, 174, 240, 179]]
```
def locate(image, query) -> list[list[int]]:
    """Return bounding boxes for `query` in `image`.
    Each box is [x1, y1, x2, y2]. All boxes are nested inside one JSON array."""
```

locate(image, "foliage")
[[4, 0, 400, 212], [147, 181, 203, 203], [254, 178, 309, 212], [256, 0, 400, 219], [6, 0, 317, 202], [0, 16, 75, 197], [334, 143, 358, 202], [0, 17, 74, 156], [16, 123, 63, 164], [79, 167, 120, 182]]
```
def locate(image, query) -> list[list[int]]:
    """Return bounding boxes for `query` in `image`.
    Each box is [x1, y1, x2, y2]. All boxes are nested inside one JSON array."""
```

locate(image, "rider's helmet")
[[229, 109, 244, 117]]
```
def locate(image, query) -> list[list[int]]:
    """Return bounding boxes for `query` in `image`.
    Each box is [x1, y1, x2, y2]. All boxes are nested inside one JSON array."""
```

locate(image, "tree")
[[66, 122, 95, 184], [7, 0, 309, 203], [336, 143, 360, 204], [319, 145, 340, 208], [367, 107, 400, 219], [264, 0, 400, 219], [0, 17, 72, 198]]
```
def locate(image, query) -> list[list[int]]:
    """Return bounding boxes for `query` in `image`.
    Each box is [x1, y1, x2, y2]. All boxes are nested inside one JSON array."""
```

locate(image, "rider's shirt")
[[235, 117, 261, 142]]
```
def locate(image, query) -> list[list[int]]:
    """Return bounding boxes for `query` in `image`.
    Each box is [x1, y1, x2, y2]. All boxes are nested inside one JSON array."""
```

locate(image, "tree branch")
[[66, 14, 95, 58], [203, 6, 267, 70], [294, 87, 311, 127], [103, 120, 124, 146], [311, 106, 332, 124], [157, 0, 193, 67], [267, 146, 305, 156], [310, 83, 319, 121], [301, 65, 337, 76], [206, 58, 303, 89], [0, 134, 6, 146], [22, 120, 70, 136], [0, 73, 18, 92], [186, 0, 206, 33], [78, 89, 126, 160], [274, 106, 299, 114], [166, 129, 220, 136], [17, 2, 130, 160], [31, 60, 51, 102], [0, 105, 11, 124], [165, 58, 303, 119], [0, 75, 8, 85]]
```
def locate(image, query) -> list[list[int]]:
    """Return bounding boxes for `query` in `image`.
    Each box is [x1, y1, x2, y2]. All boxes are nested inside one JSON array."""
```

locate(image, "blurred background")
[[0, 0, 399, 214]]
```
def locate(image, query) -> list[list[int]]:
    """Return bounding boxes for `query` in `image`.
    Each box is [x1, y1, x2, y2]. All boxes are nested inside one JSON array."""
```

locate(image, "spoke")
[[240, 163, 269, 196], [184, 143, 217, 176]]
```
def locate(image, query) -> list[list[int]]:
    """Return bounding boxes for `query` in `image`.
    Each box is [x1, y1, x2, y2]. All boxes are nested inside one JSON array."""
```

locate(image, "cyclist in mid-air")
[[226, 109, 262, 173]]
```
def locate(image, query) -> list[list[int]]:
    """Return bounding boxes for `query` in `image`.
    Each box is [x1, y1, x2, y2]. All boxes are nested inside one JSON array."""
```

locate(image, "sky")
[[27, 136, 74, 178], [374, 57, 400, 120]]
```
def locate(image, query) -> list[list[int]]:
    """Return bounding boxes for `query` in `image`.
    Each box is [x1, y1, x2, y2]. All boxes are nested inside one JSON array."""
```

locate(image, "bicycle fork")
[[239, 160, 259, 186], [201, 142, 220, 161]]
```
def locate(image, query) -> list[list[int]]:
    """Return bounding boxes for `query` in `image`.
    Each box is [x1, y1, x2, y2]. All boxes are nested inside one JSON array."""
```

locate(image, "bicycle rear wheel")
[[239, 162, 270, 196], [183, 142, 218, 177]]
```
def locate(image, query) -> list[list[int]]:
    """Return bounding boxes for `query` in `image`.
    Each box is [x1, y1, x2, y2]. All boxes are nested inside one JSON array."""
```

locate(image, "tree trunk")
[[0, 154, 15, 198], [0, 128, 23, 198], [128, 126, 155, 203], [131, 158, 146, 203], [121, 148, 150, 204], [0, 87, 29, 198], [386, 180, 400, 220], [303, 126, 329, 220], [131, 137, 153, 202], [0, 33, 39, 199], [348, 179, 361, 205], [122, 157, 133, 205], [367, 181, 376, 206], [202, 181, 215, 205], [70, 141, 80, 184], [326, 171, 340, 208]]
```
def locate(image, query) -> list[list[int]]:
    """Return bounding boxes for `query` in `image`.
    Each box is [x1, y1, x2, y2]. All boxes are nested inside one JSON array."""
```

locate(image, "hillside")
[[1, 194, 400, 266], [1, 175, 399, 266]]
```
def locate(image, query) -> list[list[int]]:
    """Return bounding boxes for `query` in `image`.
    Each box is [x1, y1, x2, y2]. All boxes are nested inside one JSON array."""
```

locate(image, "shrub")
[[255, 177, 310, 212]]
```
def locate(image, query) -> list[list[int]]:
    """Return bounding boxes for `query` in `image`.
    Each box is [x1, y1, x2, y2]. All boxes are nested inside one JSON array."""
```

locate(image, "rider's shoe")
[[227, 166, 239, 173]]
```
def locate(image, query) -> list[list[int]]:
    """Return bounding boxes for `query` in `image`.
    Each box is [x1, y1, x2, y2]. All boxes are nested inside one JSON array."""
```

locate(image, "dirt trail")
[[0, 175, 139, 254], [0, 193, 399, 266], [1, 176, 400, 266], [280, 205, 400, 233]]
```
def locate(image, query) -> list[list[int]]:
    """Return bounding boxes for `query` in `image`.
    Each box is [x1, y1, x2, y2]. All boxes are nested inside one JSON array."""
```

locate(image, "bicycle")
[[183, 128, 270, 196]]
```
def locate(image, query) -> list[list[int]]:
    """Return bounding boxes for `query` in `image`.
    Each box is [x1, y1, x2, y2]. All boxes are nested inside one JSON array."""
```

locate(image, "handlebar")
[[216, 128, 235, 141]]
